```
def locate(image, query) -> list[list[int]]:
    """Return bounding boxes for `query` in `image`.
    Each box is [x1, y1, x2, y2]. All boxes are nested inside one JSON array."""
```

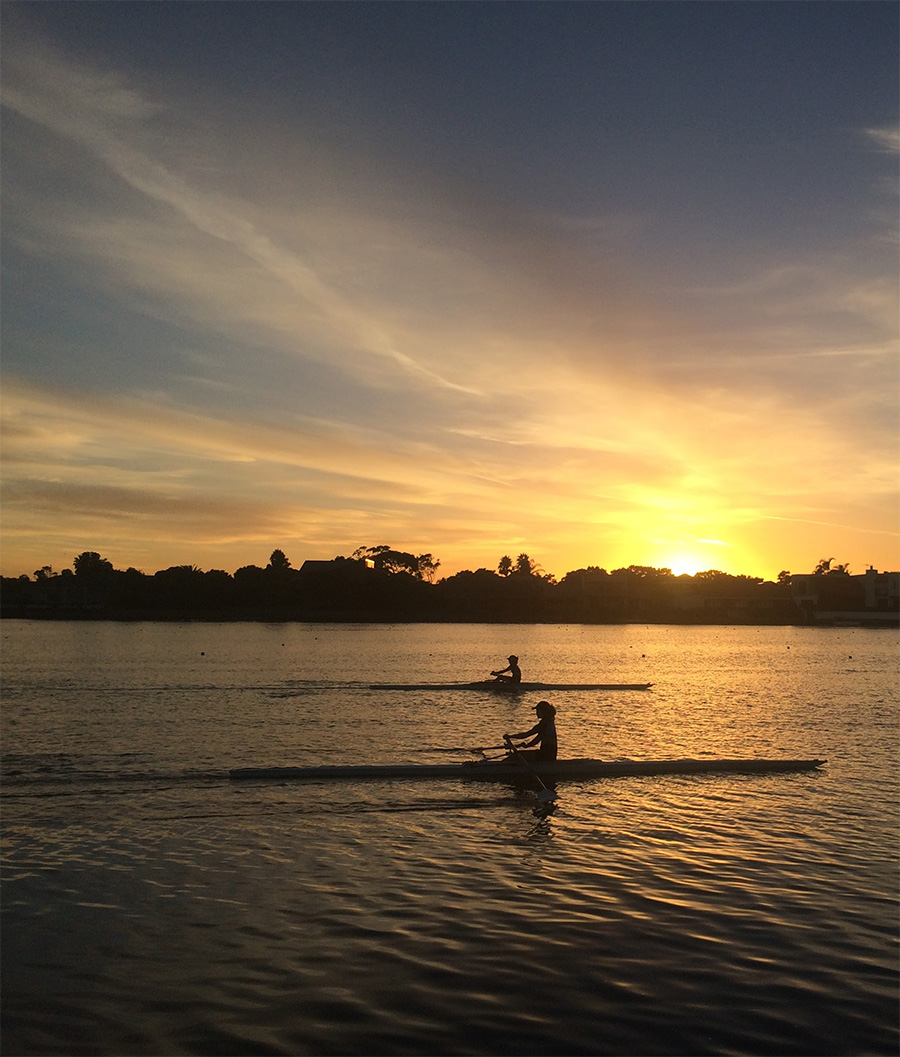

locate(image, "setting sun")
[[649, 538, 738, 577], [666, 554, 707, 577]]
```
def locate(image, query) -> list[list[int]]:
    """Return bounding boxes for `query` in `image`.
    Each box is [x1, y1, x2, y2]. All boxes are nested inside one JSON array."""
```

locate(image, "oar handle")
[[503, 736, 557, 802], [503, 734, 525, 758]]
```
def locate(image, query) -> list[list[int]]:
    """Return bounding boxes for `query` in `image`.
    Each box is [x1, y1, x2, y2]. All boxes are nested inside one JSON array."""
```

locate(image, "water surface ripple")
[[2, 621, 897, 1055]]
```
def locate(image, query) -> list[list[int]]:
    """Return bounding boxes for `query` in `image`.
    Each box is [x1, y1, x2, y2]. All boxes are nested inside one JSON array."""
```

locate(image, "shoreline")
[[2, 610, 897, 628]]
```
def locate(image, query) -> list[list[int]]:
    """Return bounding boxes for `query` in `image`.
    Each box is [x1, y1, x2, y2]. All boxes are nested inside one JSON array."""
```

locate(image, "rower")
[[491, 654, 521, 684], [504, 700, 557, 763]]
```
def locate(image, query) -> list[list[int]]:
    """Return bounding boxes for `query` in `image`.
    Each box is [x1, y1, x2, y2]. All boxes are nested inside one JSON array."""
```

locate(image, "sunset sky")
[[2, 2, 897, 582]]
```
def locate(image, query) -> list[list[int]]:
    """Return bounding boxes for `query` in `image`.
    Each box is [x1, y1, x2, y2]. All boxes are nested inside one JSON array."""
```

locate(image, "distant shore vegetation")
[[3, 547, 897, 626]]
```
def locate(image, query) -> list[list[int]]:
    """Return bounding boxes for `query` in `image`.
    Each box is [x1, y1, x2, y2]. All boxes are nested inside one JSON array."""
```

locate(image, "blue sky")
[[2, 1, 897, 580]]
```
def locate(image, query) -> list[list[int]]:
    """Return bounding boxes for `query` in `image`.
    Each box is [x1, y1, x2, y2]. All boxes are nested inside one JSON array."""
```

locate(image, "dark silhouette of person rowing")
[[491, 654, 521, 684], [505, 700, 557, 762]]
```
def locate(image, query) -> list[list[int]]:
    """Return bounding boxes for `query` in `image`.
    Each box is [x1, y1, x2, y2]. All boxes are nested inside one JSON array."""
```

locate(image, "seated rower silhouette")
[[491, 654, 521, 684], [505, 700, 557, 763]]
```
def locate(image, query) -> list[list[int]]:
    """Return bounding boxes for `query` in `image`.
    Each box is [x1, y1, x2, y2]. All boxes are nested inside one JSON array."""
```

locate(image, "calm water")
[[1, 621, 897, 1056]]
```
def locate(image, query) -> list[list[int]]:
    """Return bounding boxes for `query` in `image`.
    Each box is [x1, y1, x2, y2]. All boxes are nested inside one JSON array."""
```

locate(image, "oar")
[[503, 735, 558, 802], [427, 745, 508, 755]]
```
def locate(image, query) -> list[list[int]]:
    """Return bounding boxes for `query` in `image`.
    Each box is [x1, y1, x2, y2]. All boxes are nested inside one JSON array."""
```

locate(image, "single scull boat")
[[229, 757, 824, 782], [368, 681, 653, 691]]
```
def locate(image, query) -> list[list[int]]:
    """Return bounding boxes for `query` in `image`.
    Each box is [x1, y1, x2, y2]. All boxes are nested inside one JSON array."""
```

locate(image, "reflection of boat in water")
[[368, 681, 654, 692], [230, 757, 825, 783]]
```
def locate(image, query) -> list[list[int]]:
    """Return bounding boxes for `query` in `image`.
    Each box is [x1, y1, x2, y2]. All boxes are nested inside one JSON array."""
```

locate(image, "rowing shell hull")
[[229, 757, 825, 782], [368, 681, 654, 691]]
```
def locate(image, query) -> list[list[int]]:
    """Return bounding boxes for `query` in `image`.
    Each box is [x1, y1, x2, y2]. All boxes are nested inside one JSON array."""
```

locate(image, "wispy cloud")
[[864, 124, 900, 153], [2, 32, 479, 396]]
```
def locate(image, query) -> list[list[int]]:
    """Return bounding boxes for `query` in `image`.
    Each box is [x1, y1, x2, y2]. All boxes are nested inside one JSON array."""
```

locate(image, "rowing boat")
[[229, 757, 825, 782], [368, 681, 654, 691]]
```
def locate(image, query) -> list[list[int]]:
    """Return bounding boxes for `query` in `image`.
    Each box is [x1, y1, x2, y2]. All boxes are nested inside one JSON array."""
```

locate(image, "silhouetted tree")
[[515, 553, 535, 576], [415, 553, 441, 583], [109, 567, 150, 610], [497, 555, 512, 577], [559, 566, 608, 583], [267, 549, 292, 572], [350, 545, 390, 564], [234, 564, 266, 606], [153, 565, 201, 606], [345, 545, 440, 581], [612, 565, 674, 579], [814, 558, 849, 575], [71, 551, 115, 607], [264, 550, 298, 607], [73, 552, 114, 577], [199, 569, 234, 609]]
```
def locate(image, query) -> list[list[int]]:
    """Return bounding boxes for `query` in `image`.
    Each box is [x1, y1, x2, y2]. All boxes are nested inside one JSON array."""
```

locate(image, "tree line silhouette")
[[0, 544, 850, 624]]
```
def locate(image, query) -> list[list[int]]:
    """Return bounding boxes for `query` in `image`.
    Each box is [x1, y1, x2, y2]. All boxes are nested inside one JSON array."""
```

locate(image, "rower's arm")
[[506, 722, 539, 741]]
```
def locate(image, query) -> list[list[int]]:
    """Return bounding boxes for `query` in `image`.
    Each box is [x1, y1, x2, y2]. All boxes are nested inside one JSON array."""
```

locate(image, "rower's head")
[[535, 700, 555, 718], [508, 655, 518, 663]]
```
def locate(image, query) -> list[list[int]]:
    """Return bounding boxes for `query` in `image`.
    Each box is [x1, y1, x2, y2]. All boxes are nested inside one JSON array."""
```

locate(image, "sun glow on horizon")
[[650, 538, 737, 578], [666, 556, 704, 577]]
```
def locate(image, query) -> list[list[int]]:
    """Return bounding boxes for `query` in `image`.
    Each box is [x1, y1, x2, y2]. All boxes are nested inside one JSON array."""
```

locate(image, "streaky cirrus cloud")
[[865, 125, 900, 154], [2, 34, 482, 397]]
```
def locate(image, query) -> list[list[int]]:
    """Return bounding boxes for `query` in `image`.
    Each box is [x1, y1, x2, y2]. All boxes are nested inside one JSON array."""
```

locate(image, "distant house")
[[862, 568, 900, 611], [298, 559, 374, 581], [790, 568, 900, 626]]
